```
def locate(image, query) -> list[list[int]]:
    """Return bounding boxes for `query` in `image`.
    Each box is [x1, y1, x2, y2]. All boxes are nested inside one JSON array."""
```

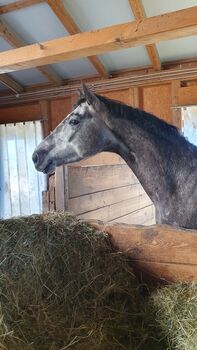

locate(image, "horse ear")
[[81, 83, 101, 110]]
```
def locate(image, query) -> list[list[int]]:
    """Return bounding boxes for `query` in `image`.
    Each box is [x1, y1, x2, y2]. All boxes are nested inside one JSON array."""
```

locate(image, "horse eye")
[[69, 119, 80, 126]]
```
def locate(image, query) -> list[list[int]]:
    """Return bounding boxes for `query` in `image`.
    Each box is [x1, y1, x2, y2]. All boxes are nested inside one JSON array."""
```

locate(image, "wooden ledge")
[[88, 221, 197, 283]]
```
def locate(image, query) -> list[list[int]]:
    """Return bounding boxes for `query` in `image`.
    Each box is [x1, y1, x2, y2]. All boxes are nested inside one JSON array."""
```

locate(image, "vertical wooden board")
[[50, 97, 72, 129], [171, 81, 182, 129], [55, 165, 69, 211], [49, 174, 55, 211], [142, 84, 172, 124], [42, 191, 49, 213], [100, 88, 134, 106]]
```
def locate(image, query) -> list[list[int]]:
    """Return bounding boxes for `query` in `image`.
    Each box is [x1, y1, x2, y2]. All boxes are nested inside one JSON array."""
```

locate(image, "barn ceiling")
[[0, 0, 196, 94]]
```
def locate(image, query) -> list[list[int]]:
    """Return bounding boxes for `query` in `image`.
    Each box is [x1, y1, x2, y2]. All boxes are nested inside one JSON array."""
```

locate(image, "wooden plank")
[[47, 0, 108, 78], [42, 190, 49, 213], [0, 19, 62, 85], [68, 164, 138, 198], [55, 165, 69, 211], [78, 193, 152, 221], [142, 84, 172, 124], [128, 0, 161, 70], [73, 153, 125, 167], [49, 174, 55, 211], [39, 100, 51, 137], [69, 183, 147, 215], [88, 222, 197, 282], [171, 80, 182, 129], [0, 102, 41, 123], [132, 261, 197, 283], [0, 0, 44, 14], [0, 6, 197, 72], [111, 204, 155, 225], [178, 85, 197, 106], [90, 222, 197, 265]]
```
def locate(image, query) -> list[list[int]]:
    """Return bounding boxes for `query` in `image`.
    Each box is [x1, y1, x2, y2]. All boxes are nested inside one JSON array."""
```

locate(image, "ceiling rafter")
[[0, 19, 62, 86], [128, 0, 161, 70], [0, 6, 196, 74], [0, 73, 23, 93], [0, 0, 44, 14], [47, 0, 108, 78]]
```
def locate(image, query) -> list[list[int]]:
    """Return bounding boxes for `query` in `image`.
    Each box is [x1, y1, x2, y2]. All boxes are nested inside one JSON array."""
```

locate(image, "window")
[[0, 121, 46, 218], [182, 106, 197, 146]]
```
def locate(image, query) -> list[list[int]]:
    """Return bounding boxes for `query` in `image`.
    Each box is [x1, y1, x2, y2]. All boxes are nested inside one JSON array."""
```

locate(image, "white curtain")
[[0, 121, 46, 219]]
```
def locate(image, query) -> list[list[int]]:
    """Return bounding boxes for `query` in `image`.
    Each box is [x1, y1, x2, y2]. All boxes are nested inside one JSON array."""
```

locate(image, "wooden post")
[[39, 100, 51, 137], [171, 81, 183, 129], [55, 165, 69, 211]]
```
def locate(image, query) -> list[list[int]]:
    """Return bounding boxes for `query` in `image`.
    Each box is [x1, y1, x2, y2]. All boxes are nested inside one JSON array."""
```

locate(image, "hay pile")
[[152, 283, 197, 350], [0, 212, 164, 350], [0, 212, 196, 350]]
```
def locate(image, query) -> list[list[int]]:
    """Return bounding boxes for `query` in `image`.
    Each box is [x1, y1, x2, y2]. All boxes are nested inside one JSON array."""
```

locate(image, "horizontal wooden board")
[[132, 260, 197, 283], [69, 183, 148, 215], [90, 222, 197, 265], [111, 204, 155, 225], [78, 193, 152, 221], [68, 164, 138, 198], [88, 222, 197, 282], [72, 152, 125, 167]]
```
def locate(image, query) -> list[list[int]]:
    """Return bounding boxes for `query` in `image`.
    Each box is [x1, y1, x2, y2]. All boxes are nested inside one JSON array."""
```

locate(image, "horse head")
[[32, 84, 118, 173]]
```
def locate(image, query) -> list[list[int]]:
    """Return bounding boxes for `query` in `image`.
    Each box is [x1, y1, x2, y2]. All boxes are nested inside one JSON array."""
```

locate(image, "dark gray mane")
[[95, 94, 189, 146], [76, 94, 190, 147]]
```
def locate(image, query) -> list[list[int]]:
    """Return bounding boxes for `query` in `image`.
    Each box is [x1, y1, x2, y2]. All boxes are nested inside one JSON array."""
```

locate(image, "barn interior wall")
[[0, 82, 190, 224]]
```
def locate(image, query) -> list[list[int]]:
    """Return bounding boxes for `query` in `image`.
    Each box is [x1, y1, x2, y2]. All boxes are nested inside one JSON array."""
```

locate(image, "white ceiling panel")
[[0, 37, 12, 51], [143, 0, 197, 16], [99, 46, 151, 71], [52, 58, 97, 79], [0, 1, 17, 4], [157, 36, 197, 62], [63, 0, 134, 31], [0, 82, 7, 91], [1, 2, 69, 43], [9, 69, 48, 85]]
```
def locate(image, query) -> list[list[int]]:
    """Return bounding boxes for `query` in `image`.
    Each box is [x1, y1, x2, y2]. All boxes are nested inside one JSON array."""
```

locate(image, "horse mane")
[[76, 93, 193, 147], [96, 94, 183, 142]]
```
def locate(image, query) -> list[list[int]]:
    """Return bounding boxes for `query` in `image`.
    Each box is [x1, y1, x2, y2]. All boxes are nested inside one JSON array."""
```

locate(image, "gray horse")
[[32, 84, 197, 229]]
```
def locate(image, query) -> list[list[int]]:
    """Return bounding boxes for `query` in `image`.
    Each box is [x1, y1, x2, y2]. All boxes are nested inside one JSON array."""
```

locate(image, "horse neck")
[[108, 112, 194, 206]]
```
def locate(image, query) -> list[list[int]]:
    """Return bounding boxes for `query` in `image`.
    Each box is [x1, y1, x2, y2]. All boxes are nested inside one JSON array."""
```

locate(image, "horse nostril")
[[32, 152, 39, 166]]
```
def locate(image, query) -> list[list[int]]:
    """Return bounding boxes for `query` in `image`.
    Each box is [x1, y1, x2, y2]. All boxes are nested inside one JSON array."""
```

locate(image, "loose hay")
[[152, 283, 197, 350], [0, 212, 164, 350]]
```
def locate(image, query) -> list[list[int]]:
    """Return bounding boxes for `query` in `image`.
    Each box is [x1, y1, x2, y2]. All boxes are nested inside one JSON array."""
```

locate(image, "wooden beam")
[[0, 19, 62, 85], [128, 0, 161, 70], [47, 0, 108, 78], [0, 7, 197, 73], [89, 221, 197, 282], [0, 0, 44, 14], [0, 73, 23, 93]]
